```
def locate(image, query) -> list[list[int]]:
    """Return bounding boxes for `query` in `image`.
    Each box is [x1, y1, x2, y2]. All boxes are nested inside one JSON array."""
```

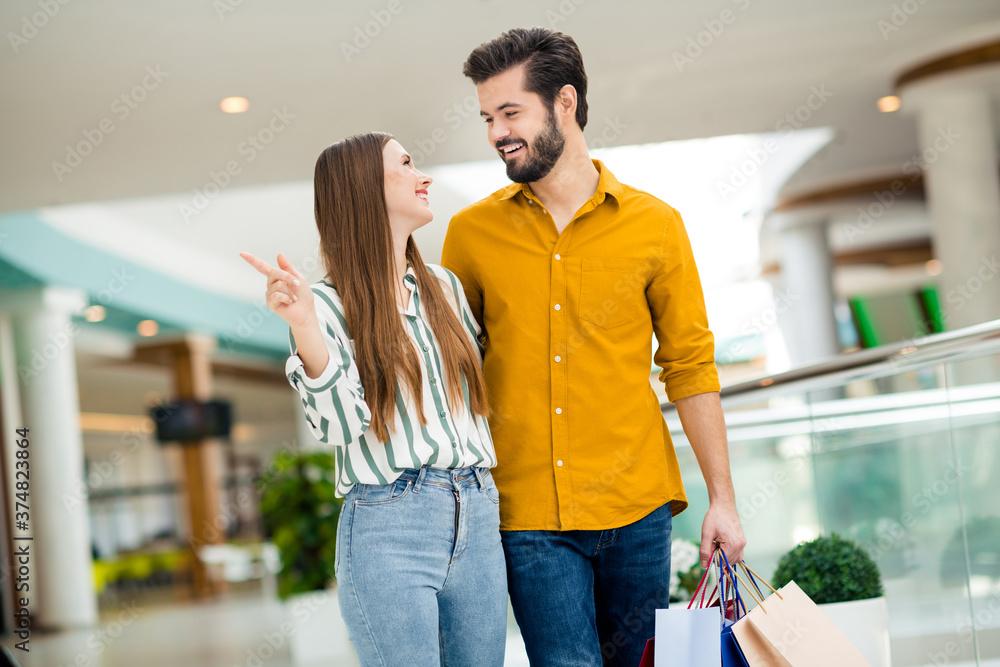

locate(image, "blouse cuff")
[[285, 352, 343, 393]]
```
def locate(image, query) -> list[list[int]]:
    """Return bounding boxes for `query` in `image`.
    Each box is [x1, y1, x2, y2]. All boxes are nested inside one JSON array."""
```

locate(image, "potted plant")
[[773, 533, 889, 667], [259, 449, 355, 664]]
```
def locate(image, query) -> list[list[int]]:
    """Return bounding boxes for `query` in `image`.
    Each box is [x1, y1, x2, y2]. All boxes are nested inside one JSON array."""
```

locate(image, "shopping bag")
[[715, 548, 750, 667], [721, 617, 749, 667], [653, 606, 721, 667], [639, 547, 718, 667], [644, 546, 742, 667], [731, 562, 870, 667], [640, 545, 755, 667], [638, 638, 655, 667]]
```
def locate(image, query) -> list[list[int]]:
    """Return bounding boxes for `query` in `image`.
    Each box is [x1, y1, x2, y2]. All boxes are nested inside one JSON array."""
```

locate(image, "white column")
[[3, 286, 97, 630], [776, 217, 842, 366], [915, 89, 1000, 331]]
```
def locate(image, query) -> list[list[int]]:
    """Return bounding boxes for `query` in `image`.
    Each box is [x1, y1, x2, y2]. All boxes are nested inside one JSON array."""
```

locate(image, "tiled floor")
[[0, 586, 531, 667]]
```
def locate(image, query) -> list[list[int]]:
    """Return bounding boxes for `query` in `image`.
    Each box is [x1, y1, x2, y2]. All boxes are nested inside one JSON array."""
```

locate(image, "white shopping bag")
[[654, 607, 722, 667]]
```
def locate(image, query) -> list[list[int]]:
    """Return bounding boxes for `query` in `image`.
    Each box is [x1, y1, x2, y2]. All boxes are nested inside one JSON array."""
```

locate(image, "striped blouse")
[[284, 262, 497, 497]]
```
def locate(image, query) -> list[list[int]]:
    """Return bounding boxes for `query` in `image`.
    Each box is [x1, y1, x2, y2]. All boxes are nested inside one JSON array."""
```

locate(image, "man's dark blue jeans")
[[501, 501, 673, 667]]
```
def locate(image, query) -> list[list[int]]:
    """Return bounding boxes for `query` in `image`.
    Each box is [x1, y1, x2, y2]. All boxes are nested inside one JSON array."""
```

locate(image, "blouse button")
[[554, 355, 561, 362], [554, 254, 561, 260], [554, 304, 561, 310]]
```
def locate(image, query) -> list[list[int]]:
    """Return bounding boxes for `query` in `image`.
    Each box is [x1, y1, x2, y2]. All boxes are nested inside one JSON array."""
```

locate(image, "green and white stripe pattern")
[[284, 262, 497, 497]]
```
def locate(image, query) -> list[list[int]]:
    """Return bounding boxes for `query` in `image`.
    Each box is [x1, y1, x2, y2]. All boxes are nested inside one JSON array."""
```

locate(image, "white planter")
[[819, 596, 891, 667], [284, 586, 358, 666]]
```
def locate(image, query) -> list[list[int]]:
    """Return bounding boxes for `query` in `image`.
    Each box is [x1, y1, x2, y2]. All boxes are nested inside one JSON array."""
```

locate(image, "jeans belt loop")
[[414, 466, 428, 493], [472, 466, 486, 493]]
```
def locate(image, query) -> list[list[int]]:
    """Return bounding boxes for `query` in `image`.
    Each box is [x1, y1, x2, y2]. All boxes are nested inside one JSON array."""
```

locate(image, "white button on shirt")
[[284, 263, 497, 497]]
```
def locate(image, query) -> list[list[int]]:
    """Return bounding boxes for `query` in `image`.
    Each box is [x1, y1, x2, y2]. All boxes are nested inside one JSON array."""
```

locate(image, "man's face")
[[477, 63, 566, 183]]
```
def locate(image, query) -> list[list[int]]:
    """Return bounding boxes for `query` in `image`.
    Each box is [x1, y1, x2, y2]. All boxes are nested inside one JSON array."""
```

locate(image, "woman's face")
[[382, 139, 433, 236]]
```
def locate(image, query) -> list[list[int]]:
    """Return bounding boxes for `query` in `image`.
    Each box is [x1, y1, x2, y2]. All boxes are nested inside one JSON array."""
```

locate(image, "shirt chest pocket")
[[579, 257, 647, 330]]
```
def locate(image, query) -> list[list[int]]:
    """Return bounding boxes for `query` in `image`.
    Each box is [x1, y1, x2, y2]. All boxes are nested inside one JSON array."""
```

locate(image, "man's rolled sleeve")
[[647, 205, 721, 403]]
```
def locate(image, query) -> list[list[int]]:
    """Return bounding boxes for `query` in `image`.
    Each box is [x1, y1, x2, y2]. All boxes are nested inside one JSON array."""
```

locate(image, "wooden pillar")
[[134, 333, 227, 599]]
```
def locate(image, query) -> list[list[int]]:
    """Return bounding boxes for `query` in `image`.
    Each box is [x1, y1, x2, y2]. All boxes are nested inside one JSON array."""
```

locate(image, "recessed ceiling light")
[[85, 305, 106, 322], [877, 95, 900, 113], [137, 320, 159, 336], [220, 96, 249, 113]]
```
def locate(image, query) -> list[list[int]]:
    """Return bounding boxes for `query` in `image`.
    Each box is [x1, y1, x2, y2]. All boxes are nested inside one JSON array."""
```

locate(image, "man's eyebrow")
[[480, 102, 522, 117]]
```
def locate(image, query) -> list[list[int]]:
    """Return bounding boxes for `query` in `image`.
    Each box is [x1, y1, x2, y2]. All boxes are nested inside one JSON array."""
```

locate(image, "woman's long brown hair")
[[313, 131, 489, 442]]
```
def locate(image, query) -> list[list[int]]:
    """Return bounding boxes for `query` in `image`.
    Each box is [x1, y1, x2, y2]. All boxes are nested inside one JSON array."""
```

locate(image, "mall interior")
[[1, 1, 1000, 665]]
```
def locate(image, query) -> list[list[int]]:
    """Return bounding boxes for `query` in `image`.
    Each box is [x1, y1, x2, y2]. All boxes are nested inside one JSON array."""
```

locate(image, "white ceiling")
[[4, 0, 1000, 213]]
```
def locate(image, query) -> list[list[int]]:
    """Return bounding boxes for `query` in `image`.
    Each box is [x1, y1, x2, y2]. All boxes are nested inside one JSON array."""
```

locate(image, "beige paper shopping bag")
[[731, 579, 870, 666]]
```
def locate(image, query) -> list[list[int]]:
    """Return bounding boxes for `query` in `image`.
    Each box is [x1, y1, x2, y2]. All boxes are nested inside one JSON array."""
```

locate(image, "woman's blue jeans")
[[335, 465, 508, 666]]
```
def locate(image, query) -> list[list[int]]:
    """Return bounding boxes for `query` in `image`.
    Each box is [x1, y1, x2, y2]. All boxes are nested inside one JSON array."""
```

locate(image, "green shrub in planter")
[[773, 533, 884, 604], [259, 450, 343, 600]]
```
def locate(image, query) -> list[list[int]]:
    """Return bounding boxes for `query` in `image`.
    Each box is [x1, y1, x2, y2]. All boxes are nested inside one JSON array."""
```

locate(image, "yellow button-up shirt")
[[441, 159, 720, 531]]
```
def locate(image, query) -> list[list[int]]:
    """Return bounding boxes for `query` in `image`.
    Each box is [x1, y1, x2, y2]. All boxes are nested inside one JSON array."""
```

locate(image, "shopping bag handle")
[[731, 567, 768, 613], [723, 560, 783, 615], [687, 545, 719, 609], [704, 547, 747, 619], [716, 547, 748, 619], [736, 561, 766, 601], [737, 561, 783, 601]]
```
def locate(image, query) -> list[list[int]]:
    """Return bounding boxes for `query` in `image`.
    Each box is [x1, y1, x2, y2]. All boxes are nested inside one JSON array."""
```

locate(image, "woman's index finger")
[[240, 252, 274, 277]]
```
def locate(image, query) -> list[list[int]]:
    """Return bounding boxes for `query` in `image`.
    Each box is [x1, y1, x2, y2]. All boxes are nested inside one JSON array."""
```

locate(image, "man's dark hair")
[[463, 27, 589, 131]]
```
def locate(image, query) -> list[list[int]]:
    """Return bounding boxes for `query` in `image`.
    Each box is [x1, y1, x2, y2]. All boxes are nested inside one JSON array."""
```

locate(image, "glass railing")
[[663, 318, 1000, 666]]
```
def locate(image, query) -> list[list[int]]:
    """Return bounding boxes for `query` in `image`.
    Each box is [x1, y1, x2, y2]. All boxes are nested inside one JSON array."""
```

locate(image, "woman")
[[240, 132, 507, 666]]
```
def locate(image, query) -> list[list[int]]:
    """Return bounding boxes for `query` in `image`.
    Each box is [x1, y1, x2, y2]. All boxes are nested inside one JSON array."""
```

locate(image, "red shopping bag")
[[639, 638, 655, 667]]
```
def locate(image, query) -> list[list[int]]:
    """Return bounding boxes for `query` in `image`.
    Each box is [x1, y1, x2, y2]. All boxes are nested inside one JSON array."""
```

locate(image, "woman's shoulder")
[[423, 263, 460, 287], [311, 276, 338, 290], [309, 279, 344, 306], [423, 264, 463, 311]]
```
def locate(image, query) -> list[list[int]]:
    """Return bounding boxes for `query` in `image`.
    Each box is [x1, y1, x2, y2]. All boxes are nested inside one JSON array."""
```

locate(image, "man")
[[441, 27, 746, 667]]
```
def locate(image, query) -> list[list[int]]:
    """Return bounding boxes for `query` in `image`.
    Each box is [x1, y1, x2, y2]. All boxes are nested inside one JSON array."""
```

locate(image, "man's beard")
[[503, 109, 566, 184]]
